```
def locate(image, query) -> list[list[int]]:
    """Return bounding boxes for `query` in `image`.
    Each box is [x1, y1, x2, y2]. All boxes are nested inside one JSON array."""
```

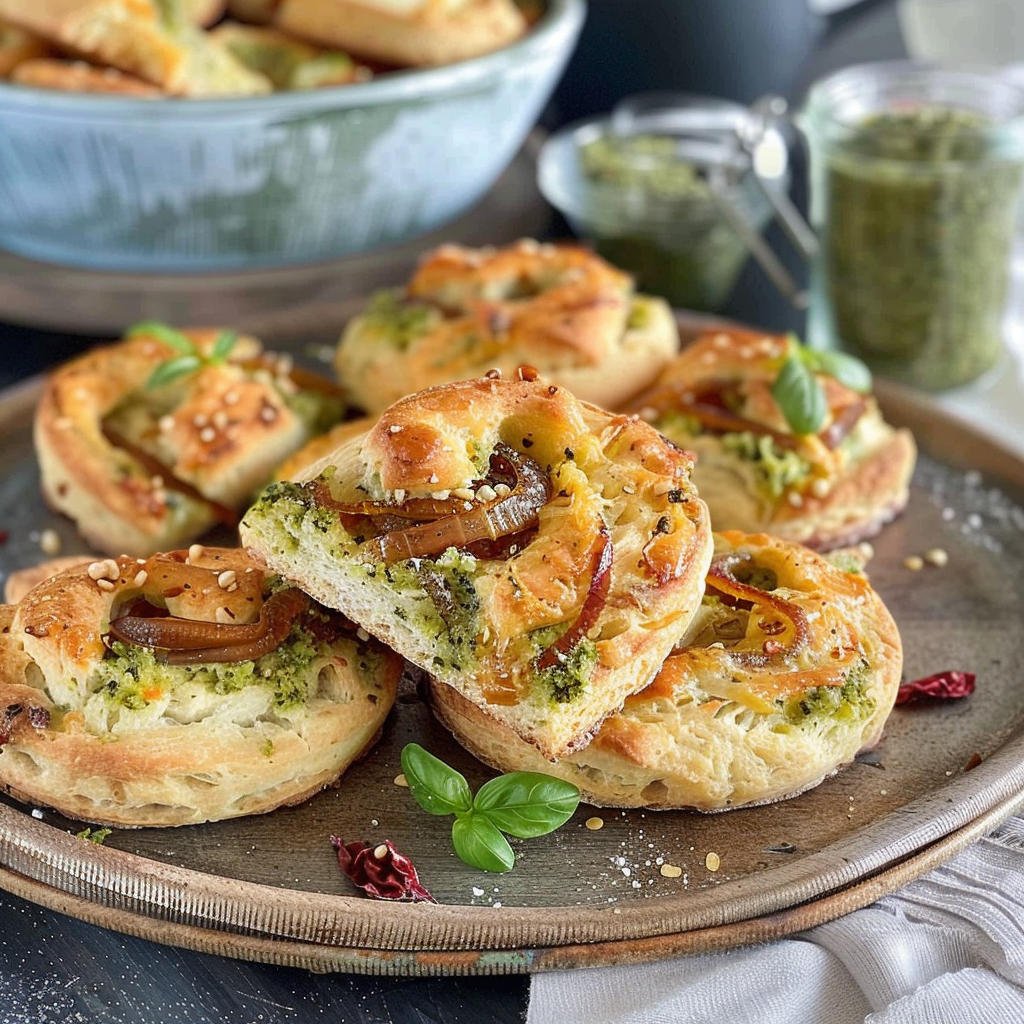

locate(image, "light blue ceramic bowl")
[[0, 0, 584, 273]]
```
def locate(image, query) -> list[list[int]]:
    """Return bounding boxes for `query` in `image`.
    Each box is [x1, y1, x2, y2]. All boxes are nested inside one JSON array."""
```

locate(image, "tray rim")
[[1, 362, 1023, 974]]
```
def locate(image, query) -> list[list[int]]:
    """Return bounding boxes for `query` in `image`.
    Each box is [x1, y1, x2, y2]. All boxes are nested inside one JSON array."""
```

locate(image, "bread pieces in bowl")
[[275, 0, 527, 68], [240, 370, 714, 761], [0, 547, 401, 827], [626, 327, 917, 550], [334, 240, 679, 415], [429, 530, 903, 811], [34, 326, 345, 558]]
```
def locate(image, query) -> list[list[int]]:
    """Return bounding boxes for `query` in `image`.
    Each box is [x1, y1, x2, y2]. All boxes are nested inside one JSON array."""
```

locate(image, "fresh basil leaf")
[[400, 743, 473, 817], [452, 812, 515, 873], [473, 772, 580, 839], [807, 349, 873, 394], [127, 321, 195, 354], [771, 355, 828, 435], [146, 354, 202, 390], [210, 329, 238, 364]]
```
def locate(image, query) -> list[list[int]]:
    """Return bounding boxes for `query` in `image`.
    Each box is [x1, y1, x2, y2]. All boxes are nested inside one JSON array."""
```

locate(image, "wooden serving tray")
[[1, 329, 1023, 975]]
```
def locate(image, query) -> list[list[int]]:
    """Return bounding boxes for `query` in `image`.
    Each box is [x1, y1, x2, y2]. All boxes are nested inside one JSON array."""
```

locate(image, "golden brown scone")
[[626, 327, 917, 550], [210, 21, 370, 88], [0, 17, 51, 76], [34, 326, 346, 558], [430, 530, 903, 810], [0, 0, 272, 95], [275, 0, 526, 68], [11, 56, 161, 93], [0, 547, 401, 827], [4, 555, 93, 604], [241, 371, 714, 761], [335, 240, 680, 416]]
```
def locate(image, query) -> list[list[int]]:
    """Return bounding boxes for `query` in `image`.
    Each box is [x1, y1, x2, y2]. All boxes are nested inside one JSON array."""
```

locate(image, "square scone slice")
[[241, 372, 714, 760]]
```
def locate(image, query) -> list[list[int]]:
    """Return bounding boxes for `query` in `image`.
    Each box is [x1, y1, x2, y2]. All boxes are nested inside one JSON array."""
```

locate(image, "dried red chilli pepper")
[[895, 670, 976, 706], [330, 836, 436, 904]]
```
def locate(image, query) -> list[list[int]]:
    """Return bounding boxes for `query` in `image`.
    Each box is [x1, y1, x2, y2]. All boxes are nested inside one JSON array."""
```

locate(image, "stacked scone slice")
[[241, 370, 715, 761]]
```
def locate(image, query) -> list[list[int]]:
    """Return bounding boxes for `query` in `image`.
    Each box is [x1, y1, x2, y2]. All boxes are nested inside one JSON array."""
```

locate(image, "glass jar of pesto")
[[802, 62, 1024, 391]]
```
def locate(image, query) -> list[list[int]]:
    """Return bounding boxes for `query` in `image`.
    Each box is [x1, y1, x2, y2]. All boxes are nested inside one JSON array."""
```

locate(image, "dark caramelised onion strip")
[[819, 396, 868, 450], [705, 552, 809, 667], [371, 444, 551, 565], [109, 588, 311, 665], [535, 524, 612, 672]]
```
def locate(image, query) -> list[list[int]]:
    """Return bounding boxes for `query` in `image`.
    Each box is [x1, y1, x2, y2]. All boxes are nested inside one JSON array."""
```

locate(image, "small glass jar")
[[801, 62, 1024, 391], [537, 93, 790, 312]]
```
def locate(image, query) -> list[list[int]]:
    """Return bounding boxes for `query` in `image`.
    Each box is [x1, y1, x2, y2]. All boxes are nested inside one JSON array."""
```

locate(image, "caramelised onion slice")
[[311, 443, 551, 565], [109, 588, 311, 665], [535, 524, 613, 672], [705, 552, 808, 667]]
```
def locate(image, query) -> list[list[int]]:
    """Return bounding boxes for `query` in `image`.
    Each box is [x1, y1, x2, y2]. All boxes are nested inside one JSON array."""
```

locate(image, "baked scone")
[[241, 370, 714, 761], [210, 21, 371, 89], [626, 327, 917, 550], [34, 325, 346, 558], [429, 529, 903, 810], [335, 240, 680, 416], [0, 547, 401, 827], [0, 0, 273, 95], [274, 0, 527, 68]]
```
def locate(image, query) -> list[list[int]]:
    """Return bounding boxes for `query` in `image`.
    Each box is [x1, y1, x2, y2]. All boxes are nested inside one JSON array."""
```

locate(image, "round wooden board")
[[2, 321, 1024, 975]]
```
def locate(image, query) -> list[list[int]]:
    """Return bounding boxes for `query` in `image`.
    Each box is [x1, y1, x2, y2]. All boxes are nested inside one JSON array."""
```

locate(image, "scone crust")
[[275, 0, 527, 67], [242, 373, 714, 761], [628, 327, 917, 550], [0, 548, 401, 827], [334, 240, 679, 415], [430, 530, 903, 810], [34, 328, 342, 557]]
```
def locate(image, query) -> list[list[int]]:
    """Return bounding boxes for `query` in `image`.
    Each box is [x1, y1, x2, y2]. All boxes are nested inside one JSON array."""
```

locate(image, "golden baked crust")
[[334, 240, 679, 415], [429, 530, 903, 810], [0, 0, 272, 95], [275, 0, 527, 68], [34, 327, 345, 557], [626, 327, 917, 550], [274, 416, 375, 481], [241, 371, 714, 761], [3, 555, 92, 604], [0, 18, 51, 76], [0, 547, 401, 827]]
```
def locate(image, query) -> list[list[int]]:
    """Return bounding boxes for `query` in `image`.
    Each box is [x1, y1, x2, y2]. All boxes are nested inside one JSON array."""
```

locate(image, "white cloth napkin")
[[528, 818, 1024, 1024]]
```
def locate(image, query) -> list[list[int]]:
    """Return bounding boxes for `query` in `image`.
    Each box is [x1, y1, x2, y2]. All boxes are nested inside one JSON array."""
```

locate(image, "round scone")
[[0, 547, 400, 827], [241, 371, 714, 761], [626, 327, 917, 550], [34, 324, 345, 558], [274, 0, 528, 68], [334, 240, 679, 415], [429, 530, 903, 810]]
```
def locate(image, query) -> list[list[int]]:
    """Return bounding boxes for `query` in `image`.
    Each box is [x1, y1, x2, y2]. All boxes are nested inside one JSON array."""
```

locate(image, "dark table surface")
[[0, 3, 907, 1022]]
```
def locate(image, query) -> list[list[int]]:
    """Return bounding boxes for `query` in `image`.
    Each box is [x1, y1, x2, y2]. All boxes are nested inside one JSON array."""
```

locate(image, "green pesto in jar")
[[577, 134, 763, 312], [822, 105, 1024, 390]]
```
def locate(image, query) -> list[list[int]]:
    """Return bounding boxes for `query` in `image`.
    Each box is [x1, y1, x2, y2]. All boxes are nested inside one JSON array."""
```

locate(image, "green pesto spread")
[[783, 660, 874, 726], [823, 105, 1024, 390], [96, 623, 329, 713], [361, 291, 440, 351], [720, 431, 812, 498], [530, 626, 598, 704]]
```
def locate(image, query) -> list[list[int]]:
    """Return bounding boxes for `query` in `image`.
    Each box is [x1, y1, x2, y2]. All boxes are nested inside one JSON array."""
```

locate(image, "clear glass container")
[[537, 93, 791, 312], [801, 61, 1024, 390]]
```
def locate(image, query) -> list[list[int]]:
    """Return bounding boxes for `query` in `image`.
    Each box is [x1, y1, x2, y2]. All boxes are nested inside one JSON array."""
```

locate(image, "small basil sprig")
[[400, 743, 580, 873], [770, 336, 872, 436], [127, 321, 239, 390]]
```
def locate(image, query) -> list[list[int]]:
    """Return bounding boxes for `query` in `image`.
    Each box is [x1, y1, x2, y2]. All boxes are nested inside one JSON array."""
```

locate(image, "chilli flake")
[[330, 836, 436, 903], [895, 670, 976, 706]]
